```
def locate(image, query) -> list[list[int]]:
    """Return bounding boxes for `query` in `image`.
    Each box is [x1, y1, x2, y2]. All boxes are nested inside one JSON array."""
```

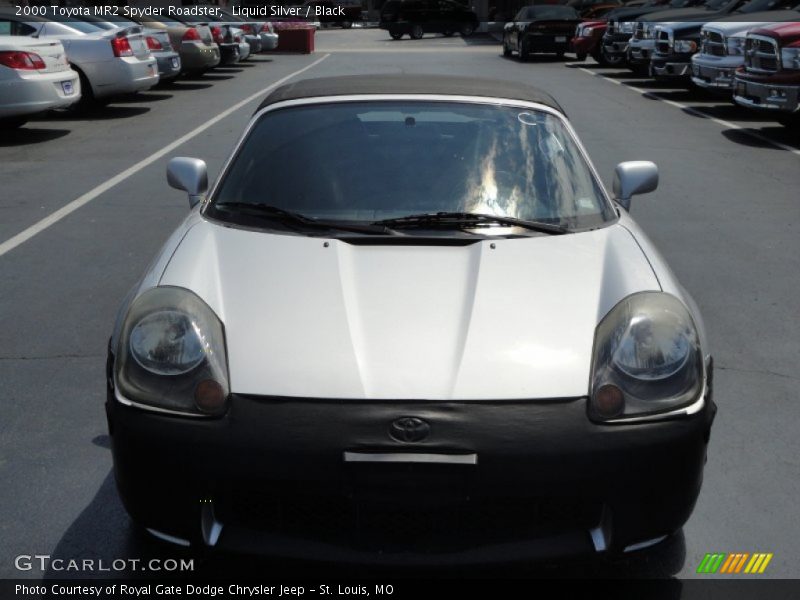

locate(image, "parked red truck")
[[733, 21, 800, 127], [572, 20, 609, 63]]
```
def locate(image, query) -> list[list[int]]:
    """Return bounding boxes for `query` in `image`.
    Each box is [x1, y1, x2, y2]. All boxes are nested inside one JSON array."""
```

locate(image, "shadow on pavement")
[[45, 470, 686, 581], [157, 81, 213, 91], [45, 106, 152, 121], [184, 74, 235, 81], [721, 127, 799, 152], [681, 104, 776, 123], [0, 127, 70, 146], [640, 89, 703, 103], [620, 79, 686, 90], [111, 93, 174, 104]]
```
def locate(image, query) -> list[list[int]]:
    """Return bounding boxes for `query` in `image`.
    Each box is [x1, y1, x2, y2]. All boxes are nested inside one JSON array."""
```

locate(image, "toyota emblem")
[[389, 417, 430, 443]]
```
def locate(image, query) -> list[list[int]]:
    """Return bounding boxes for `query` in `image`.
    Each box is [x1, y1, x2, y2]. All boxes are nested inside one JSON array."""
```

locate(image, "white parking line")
[[0, 54, 331, 259], [574, 66, 800, 158]]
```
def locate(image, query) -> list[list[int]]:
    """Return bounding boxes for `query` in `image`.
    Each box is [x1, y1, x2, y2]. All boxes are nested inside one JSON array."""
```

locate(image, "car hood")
[[751, 21, 800, 42], [702, 19, 771, 34], [158, 220, 660, 400]]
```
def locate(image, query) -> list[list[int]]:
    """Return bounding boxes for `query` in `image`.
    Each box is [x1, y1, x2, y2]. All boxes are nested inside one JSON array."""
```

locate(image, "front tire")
[[409, 23, 424, 39], [503, 35, 512, 57], [459, 22, 475, 37], [389, 28, 403, 40], [601, 46, 625, 67], [341, 20, 353, 29], [575, 52, 587, 61]]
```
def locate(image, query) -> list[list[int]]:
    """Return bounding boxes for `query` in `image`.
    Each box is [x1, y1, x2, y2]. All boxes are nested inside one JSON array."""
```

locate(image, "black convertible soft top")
[[256, 75, 565, 114]]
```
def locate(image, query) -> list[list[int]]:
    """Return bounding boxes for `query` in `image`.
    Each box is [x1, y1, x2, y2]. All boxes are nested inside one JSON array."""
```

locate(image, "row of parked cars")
[[0, 6, 280, 129], [497, 0, 799, 126], [571, 0, 800, 126]]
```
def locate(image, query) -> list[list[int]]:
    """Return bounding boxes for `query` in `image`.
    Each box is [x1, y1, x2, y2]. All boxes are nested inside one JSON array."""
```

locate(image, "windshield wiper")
[[211, 202, 394, 236], [372, 212, 568, 235]]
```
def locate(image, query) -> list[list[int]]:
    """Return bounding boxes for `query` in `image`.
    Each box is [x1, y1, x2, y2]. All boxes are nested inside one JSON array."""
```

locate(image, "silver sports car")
[[107, 75, 716, 564]]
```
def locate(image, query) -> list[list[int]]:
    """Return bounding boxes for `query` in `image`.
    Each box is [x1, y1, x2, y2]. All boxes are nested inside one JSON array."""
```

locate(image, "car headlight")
[[782, 46, 800, 70], [619, 21, 635, 34], [115, 286, 229, 416], [589, 292, 704, 422], [673, 39, 698, 54], [725, 35, 745, 56]]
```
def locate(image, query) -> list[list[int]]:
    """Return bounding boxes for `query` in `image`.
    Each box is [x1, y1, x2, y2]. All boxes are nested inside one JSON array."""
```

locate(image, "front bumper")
[[651, 54, 692, 79], [0, 68, 80, 118], [522, 33, 572, 54], [107, 362, 716, 564], [733, 76, 800, 114], [572, 35, 598, 57], [690, 54, 741, 91], [627, 38, 655, 66], [601, 32, 631, 59]]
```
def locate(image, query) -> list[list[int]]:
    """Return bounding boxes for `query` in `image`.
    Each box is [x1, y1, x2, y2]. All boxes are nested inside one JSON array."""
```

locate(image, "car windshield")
[[209, 101, 615, 232]]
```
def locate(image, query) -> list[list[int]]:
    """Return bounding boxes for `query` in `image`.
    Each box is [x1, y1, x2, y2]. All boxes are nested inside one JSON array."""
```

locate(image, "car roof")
[[256, 75, 565, 114]]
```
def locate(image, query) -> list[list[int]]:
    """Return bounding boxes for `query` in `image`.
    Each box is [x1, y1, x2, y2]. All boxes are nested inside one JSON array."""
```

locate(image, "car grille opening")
[[745, 36, 779, 73], [218, 490, 602, 553], [656, 29, 671, 55], [703, 30, 725, 57]]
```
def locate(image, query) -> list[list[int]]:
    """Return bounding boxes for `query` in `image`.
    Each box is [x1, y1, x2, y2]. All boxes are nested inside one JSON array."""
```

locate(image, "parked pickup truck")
[[734, 21, 800, 126], [691, 6, 800, 93], [572, 20, 609, 62], [600, 0, 696, 67], [648, 0, 798, 82]]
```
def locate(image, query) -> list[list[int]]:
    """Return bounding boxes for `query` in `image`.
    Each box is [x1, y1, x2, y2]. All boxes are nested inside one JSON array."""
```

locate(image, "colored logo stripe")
[[745, 553, 774, 574], [697, 553, 726, 573], [698, 552, 773, 574]]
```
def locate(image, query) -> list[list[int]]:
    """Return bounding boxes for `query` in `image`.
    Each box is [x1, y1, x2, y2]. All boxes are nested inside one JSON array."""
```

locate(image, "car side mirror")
[[167, 157, 208, 208], [613, 161, 658, 211]]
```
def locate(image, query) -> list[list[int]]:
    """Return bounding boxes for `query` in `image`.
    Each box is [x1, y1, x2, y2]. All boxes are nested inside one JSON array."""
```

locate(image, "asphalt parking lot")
[[1, 28, 798, 580]]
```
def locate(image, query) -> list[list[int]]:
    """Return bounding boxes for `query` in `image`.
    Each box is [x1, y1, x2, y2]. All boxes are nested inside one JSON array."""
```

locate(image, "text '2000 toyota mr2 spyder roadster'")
[[106, 75, 716, 564]]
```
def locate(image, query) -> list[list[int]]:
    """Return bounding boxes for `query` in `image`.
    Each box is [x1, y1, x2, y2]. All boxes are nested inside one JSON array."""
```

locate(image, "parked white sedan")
[[107, 76, 716, 563], [0, 10, 158, 105], [0, 34, 80, 128]]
